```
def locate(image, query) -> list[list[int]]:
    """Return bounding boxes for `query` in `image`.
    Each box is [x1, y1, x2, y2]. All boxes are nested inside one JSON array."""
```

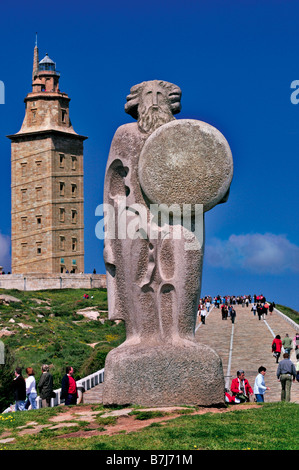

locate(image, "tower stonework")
[[8, 42, 87, 274]]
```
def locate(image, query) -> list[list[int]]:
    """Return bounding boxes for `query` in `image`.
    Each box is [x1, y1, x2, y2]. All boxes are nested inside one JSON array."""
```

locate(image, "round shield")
[[138, 119, 233, 212]]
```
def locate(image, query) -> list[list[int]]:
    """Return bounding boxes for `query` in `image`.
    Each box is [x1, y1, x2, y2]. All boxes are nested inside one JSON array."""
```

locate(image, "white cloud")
[[205, 233, 299, 274], [0, 233, 11, 271]]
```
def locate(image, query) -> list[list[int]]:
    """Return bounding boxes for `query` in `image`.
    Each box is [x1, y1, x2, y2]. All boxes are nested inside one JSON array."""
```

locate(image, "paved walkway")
[[195, 305, 299, 403], [84, 305, 299, 404]]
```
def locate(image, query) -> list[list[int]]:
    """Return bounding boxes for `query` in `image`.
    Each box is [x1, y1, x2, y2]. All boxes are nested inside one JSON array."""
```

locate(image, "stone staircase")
[[83, 383, 104, 404], [83, 305, 299, 405]]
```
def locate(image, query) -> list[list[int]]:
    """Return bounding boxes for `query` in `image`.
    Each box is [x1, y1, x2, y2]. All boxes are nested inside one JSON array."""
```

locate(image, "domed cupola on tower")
[[37, 53, 60, 92], [39, 53, 56, 71]]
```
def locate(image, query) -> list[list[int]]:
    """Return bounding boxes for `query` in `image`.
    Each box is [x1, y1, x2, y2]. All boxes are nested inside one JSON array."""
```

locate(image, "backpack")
[[272, 341, 276, 351]]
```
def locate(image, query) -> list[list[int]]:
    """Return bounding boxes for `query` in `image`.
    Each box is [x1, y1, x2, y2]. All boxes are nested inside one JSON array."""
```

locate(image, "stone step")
[[82, 306, 298, 405]]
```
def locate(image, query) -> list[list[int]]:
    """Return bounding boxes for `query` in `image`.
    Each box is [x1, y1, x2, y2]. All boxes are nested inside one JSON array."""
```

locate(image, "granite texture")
[[102, 80, 233, 406]]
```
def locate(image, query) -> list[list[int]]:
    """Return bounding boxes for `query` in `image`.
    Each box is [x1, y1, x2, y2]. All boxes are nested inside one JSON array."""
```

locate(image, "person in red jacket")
[[231, 370, 253, 402], [272, 335, 282, 363]]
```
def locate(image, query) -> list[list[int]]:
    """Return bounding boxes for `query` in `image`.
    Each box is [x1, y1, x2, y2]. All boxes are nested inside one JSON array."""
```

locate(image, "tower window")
[[72, 238, 77, 252], [59, 154, 65, 168], [21, 189, 27, 202], [61, 109, 66, 123], [21, 163, 27, 177], [36, 215, 42, 227], [71, 184, 77, 197], [21, 243, 28, 257], [36, 187, 42, 201], [71, 156, 77, 170], [60, 182, 65, 196], [36, 242, 42, 255], [21, 217, 27, 231], [71, 210, 77, 224], [35, 160, 42, 175], [60, 236, 65, 251], [59, 207, 65, 222]]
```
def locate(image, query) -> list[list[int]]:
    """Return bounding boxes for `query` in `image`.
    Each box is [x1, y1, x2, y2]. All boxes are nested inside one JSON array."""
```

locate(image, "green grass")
[[128, 410, 168, 420], [0, 288, 126, 410], [1, 290, 298, 450], [276, 304, 299, 324], [0, 402, 298, 450]]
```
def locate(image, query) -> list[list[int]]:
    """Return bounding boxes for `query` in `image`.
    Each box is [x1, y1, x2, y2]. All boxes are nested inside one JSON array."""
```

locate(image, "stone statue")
[[102, 80, 233, 406]]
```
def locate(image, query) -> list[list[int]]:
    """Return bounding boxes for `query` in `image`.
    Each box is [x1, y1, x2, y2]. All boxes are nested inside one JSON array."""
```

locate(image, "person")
[[221, 304, 227, 320], [25, 367, 37, 410], [251, 304, 257, 316], [230, 307, 236, 324], [293, 333, 299, 352], [231, 370, 253, 402], [282, 334, 293, 356], [276, 353, 296, 402], [261, 304, 268, 320], [61, 366, 77, 405], [296, 359, 299, 383], [253, 366, 270, 402], [12, 367, 26, 411], [269, 302, 275, 315], [205, 300, 211, 312], [200, 308, 207, 325], [264, 302, 269, 314], [272, 335, 282, 363], [38, 364, 54, 408], [257, 304, 263, 320]]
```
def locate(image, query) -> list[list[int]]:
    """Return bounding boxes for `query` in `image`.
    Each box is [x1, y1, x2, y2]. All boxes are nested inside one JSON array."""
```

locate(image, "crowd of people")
[[197, 294, 277, 324], [10, 364, 83, 412], [225, 350, 298, 404], [197, 294, 299, 404]]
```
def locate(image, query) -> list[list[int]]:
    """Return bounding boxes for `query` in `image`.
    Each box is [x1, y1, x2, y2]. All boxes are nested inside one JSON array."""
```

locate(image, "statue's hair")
[[125, 80, 182, 119]]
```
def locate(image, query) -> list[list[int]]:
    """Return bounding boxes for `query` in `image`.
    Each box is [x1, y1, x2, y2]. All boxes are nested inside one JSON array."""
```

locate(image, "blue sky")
[[0, 0, 298, 310]]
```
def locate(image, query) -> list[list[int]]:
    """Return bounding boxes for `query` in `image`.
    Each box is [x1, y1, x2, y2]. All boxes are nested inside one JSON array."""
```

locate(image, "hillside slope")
[[0, 288, 125, 393]]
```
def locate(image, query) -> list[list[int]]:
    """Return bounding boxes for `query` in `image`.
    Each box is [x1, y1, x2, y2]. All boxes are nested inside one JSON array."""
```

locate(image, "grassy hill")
[[276, 304, 299, 324], [0, 288, 125, 409]]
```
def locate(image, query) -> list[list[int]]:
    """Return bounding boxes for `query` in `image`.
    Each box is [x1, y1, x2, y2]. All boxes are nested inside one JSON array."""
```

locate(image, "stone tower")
[[8, 39, 87, 274]]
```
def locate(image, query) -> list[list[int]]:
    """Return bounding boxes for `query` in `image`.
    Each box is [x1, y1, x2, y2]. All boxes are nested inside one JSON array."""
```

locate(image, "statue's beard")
[[137, 105, 175, 134]]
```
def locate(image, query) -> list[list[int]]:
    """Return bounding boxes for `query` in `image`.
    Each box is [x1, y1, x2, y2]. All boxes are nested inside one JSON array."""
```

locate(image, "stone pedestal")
[[103, 341, 225, 407]]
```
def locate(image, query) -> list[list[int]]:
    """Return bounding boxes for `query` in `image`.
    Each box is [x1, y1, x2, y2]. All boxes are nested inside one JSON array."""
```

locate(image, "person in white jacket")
[[254, 366, 270, 402], [25, 367, 37, 410]]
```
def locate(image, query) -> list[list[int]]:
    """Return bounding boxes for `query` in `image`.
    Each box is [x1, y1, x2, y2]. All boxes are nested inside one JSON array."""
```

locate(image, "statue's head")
[[125, 80, 182, 133]]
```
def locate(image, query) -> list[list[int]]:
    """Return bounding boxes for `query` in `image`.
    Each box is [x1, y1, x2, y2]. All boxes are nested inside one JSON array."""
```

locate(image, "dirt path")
[[0, 403, 260, 443]]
